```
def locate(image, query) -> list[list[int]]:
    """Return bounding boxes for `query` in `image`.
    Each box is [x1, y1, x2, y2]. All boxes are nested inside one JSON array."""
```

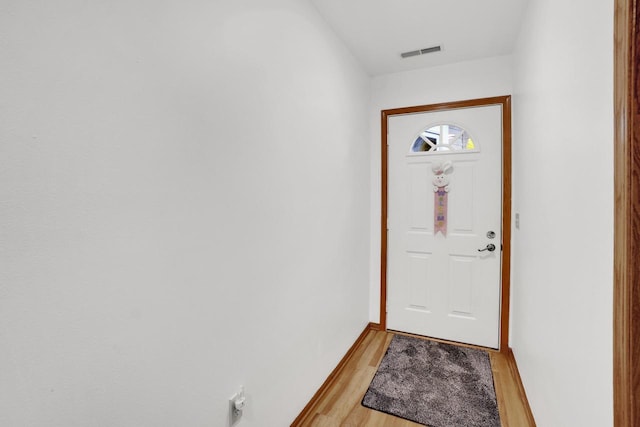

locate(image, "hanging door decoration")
[[432, 161, 453, 236]]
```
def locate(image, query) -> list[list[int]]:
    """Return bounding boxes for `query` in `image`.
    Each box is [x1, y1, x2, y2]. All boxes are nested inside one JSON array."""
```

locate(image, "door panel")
[[408, 165, 431, 230], [387, 104, 503, 348]]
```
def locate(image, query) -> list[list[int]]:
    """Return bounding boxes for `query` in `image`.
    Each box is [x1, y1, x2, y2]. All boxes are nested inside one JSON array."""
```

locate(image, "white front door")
[[386, 103, 503, 349]]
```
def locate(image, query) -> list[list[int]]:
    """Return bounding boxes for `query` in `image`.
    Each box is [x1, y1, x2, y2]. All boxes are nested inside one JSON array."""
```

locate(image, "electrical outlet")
[[229, 387, 245, 426], [515, 212, 520, 229]]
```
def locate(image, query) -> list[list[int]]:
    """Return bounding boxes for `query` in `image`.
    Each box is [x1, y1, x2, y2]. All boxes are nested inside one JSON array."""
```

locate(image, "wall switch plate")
[[515, 213, 520, 229]]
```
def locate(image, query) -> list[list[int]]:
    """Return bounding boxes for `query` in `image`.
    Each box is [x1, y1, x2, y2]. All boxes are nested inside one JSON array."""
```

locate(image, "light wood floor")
[[293, 328, 535, 427]]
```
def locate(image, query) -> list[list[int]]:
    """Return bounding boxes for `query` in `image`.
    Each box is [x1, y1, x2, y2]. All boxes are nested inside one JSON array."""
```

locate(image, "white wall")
[[510, 1, 613, 426], [0, 1, 370, 426], [369, 55, 513, 321]]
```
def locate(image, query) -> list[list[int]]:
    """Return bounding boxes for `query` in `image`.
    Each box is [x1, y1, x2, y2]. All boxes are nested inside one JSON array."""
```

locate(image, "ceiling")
[[310, 0, 530, 76]]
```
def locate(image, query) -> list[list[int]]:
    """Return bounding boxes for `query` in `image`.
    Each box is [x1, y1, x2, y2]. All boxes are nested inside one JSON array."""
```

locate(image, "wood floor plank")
[[292, 329, 535, 427]]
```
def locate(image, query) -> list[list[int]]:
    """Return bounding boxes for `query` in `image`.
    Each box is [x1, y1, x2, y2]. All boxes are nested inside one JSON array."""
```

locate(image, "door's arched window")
[[411, 124, 478, 153]]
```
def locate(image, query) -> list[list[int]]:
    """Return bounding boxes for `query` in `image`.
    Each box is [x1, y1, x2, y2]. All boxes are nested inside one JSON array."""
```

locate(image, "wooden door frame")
[[614, 0, 640, 425], [380, 95, 512, 352]]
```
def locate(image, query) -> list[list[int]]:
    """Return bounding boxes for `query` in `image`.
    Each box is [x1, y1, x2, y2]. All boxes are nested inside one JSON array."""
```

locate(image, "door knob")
[[478, 243, 496, 252]]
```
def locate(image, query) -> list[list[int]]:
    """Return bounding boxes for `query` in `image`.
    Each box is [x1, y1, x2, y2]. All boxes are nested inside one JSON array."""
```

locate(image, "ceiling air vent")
[[401, 45, 442, 59]]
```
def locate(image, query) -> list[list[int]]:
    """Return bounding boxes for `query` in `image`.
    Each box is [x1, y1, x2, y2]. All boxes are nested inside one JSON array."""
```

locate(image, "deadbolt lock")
[[486, 231, 496, 239]]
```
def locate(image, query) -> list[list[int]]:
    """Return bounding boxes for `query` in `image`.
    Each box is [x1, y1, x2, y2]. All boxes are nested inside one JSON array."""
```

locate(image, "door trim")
[[613, 0, 640, 425], [380, 95, 512, 352]]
